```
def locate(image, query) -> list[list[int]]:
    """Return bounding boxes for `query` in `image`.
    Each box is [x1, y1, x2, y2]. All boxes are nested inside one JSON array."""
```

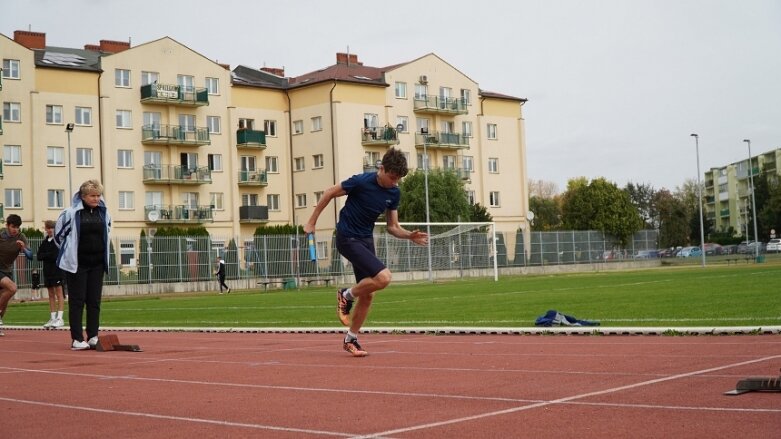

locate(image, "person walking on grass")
[[215, 255, 230, 294], [304, 148, 428, 357], [38, 220, 65, 329], [55, 180, 112, 351], [0, 214, 33, 336]]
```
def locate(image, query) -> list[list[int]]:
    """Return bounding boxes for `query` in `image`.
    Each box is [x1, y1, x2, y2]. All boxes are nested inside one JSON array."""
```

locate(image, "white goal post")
[[373, 222, 498, 281]]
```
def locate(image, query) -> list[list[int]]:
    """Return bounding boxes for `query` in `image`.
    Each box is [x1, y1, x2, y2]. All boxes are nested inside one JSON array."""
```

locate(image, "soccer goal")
[[373, 222, 498, 281]]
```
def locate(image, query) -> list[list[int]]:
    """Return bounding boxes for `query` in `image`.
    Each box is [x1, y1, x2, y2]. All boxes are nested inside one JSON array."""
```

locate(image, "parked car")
[[721, 244, 738, 255], [737, 241, 751, 254], [677, 246, 702, 257], [767, 238, 781, 253], [634, 250, 660, 259], [702, 243, 723, 256]]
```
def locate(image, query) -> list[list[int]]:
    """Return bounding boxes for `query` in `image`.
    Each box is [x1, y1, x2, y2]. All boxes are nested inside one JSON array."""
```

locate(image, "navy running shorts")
[[335, 232, 386, 282]]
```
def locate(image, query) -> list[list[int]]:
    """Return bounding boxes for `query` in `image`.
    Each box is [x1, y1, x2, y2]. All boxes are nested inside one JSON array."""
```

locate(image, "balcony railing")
[[720, 208, 730, 217], [414, 131, 469, 149], [413, 95, 468, 115], [415, 166, 472, 180], [237, 169, 268, 186], [140, 83, 209, 106], [239, 205, 269, 223], [236, 129, 266, 148], [142, 124, 210, 146], [142, 165, 212, 185], [361, 126, 399, 146], [144, 205, 214, 224]]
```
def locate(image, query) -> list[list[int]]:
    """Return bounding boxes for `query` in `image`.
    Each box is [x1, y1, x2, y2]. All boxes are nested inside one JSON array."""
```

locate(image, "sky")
[[3, 0, 780, 194]]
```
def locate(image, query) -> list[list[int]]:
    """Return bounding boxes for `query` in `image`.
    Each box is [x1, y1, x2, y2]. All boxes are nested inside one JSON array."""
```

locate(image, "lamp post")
[[690, 134, 706, 267], [65, 123, 74, 196], [743, 139, 759, 259], [422, 141, 433, 282]]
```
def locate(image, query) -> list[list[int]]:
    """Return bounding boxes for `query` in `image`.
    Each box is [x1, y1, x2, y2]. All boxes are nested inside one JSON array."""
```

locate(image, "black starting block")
[[724, 369, 781, 395], [95, 334, 143, 352]]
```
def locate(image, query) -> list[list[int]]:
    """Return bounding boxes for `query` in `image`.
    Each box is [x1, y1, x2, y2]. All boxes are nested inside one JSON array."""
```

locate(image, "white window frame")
[[75, 107, 92, 126], [46, 146, 64, 166], [207, 116, 221, 134], [2, 59, 20, 79], [179, 114, 195, 132], [462, 121, 472, 138], [118, 191, 134, 210], [4, 188, 22, 208], [239, 118, 255, 130], [210, 192, 224, 210], [363, 113, 378, 128], [47, 189, 65, 209], [3, 102, 21, 122], [208, 153, 223, 172], [266, 156, 279, 173], [295, 193, 307, 208], [466, 190, 476, 205], [120, 240, 136, 267], [293, 120, 303, 134], [242, 193, 259, 206], [140, 71, 159, 86], [46, 105, 63, 124], [395, 81, 407, 99], [117, 149, 133, 168], [115, 69, 131, 87], [205, 77, 220, 95], [267, 194, 280, 211], [294, 156, 305, 171], [463, 156, 474, 173], [488, 157, 499, 173], [311, 116, 322, 132], [415, 83, 427, 99], [145, 191, 163, 209], [313, 154, 324, 169], [76, 147, 93, 167], [264, 120, 277, 137], [316, 241, 327, 260], [487, 123, 497, 140], [489, 191, 501, 207], [3, 145, 22, 165], [116, 110, 132, 128], [461, 88, 471, 105], [396, 116, 408, 133]]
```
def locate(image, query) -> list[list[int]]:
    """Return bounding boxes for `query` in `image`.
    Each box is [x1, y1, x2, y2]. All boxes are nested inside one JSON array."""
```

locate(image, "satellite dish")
[[147, 210, 160, 222], [527, 211, 535, 221]]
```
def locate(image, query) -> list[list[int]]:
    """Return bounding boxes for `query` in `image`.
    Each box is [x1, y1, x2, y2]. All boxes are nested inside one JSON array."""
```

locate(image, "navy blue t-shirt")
[[337, 172, 400, 238]]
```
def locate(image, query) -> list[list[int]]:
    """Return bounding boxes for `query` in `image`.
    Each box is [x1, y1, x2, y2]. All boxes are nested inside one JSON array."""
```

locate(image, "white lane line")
[[353, 354, 781, 439]]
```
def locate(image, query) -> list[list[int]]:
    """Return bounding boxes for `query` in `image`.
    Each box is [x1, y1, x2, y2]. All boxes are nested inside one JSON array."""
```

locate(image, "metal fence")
[[8, 229, 659, 288]]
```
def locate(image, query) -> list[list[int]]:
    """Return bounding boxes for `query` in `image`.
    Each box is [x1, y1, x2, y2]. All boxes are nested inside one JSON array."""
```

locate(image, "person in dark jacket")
[[215, 256, 230, 294], [38, 220, 65, 329], [55, 180, 112, 351], [0, 214, 33, 335]]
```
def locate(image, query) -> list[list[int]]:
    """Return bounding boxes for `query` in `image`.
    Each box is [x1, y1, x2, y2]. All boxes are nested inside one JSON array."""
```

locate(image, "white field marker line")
[[352, 353, 781, 439], [0, 396, 353, 437]]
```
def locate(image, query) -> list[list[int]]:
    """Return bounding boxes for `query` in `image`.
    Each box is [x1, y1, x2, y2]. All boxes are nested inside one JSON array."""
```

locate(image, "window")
[[140, 71, 158, 86], [208, 154, 223, 172], [118, 191, 134, 210], [210, 192, 224, 210], [294, 156, 305, 171], [462, 121, 472, 138], [489, 191, 501, 207], [293, 120, 303, 134], [75, 107, 92, 126], [182, 192, 199, 207], [205, 77, 220, 95], [441, 120, 454, 134], [47, 146, 64, 165], [313, 154, 324, 169], [487, 123, 497, 139], [264, 120, 277, 136], [365, 151, 381, 169], [179, 114, 195, 132], [311, 116, 322, 132], [417, 152, 429, 170], [144, 151, 162, 167], [240, 156, 256, 172], [463, 156, 474, 173], [3, 102, 21, 122], [46, 105, 63, 124], [460, 88, 471, 105], [120, 241, 136, 266], [466, 190, 476, 205], [296, 193, 307, 208], [47, 190, 64, 208], [5, 188, 22, 208], [116, 110, 132, 128], [239, 118, 255, 130], [242, 193, 259, 206], [395, 81, 407, 98], [363, 113, 378, 128], [207, 116, 221, 134], [143, 112, 161, 131], [396, 116, 408, 133], [266, 156, 279, 173], [118, 150, 133, 168], [440, 86, 452, 102], [488, 158, 499, 173], [315, 191, 324, 203], [145, 191, 163, 209], [3, 145, 22, 165], [115, 69, 130, 87], [76, 148, 93, 167], [415, 83, 427, 99], [2, 59, 20, 79], [443, 155, 456, 170], [267, 194, 280, 211], [177, 74, 194, 90], [316, 241, 327, 260], [416, 117, 429, 134]]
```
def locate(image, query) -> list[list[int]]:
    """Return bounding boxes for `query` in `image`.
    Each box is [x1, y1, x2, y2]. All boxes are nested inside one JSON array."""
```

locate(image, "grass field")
[[7, 262, 781, 329]]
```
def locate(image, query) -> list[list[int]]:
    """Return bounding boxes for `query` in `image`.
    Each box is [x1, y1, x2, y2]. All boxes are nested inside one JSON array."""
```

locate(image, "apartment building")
[[704, 147, 781, 235], [2, 30, 530, 258]]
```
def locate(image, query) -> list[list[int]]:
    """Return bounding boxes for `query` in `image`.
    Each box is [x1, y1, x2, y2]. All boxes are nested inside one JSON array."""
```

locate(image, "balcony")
[[720, 208, 730, 218], [239, 205, 269, 223], [237, 169, 268, 186], [413, 95, 468, 115], [140, 83, 209, 107], [144, 205, 214, 224], [361, 126, 399, 146], [142, 125, 210, 146], [414, 131, 469, 150], [142, 165, 212, 185], [236, 129, 266, 149]]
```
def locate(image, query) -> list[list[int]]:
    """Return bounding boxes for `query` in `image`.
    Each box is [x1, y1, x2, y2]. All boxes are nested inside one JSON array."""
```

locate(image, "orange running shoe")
[[343, 338, 368, 357], [336, 289, 353, 326]]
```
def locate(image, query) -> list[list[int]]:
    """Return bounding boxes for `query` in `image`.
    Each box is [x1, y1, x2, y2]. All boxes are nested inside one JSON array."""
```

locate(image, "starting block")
[[724, 369, 781, 395], [95, 334, 143, 352]]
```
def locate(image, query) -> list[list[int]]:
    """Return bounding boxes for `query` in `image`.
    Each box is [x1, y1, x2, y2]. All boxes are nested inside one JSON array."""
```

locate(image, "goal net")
[[372, 222, 498, 281]]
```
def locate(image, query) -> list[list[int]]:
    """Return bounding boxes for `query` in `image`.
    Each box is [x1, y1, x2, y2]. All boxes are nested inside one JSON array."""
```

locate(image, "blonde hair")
[[79, 179, 103, 197]]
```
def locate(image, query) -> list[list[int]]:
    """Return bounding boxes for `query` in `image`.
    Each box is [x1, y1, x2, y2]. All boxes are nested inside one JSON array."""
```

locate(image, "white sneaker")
[[88, 336, 99, 349], [52, 318, 64, 328], [43, 318, 55, 329], [0, 316, 4, 326], [71, 340, 89, 350]]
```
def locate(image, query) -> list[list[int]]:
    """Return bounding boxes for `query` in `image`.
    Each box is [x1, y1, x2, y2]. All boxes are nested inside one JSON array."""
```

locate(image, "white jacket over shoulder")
[[54, 192, 112, 274]]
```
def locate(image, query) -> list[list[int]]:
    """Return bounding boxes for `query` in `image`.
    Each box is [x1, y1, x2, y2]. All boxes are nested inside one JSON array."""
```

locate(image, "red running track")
[[1, 329, 779, 438]]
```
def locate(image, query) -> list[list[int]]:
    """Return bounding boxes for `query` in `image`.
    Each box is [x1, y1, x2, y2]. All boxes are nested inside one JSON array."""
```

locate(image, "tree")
[[560, 177, 643, 245], [529, 195, 561, 231], [675, 179, 713, 243], [469, 203, 493, 223], [398, 169, 471, 222], [527, 179, 559, 199], [758, 172, 781, 239], [654, 189, 689, 248], [624, 182, 656, 228]]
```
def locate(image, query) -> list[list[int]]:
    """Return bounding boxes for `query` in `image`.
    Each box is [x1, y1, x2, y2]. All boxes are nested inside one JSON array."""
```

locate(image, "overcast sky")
[[4, 0, 780, 193]]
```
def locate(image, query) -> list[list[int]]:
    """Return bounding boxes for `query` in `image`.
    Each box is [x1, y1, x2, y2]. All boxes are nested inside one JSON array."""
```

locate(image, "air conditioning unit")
[[419, 75, 428, 84]]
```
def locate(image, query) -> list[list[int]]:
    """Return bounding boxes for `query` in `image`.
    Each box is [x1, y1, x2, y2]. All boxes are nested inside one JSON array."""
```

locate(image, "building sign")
[[156, 83, 179, 99]]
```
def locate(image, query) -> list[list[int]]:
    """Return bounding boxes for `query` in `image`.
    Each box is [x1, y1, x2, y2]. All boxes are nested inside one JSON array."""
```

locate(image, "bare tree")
[[528, 179, 559, 199]]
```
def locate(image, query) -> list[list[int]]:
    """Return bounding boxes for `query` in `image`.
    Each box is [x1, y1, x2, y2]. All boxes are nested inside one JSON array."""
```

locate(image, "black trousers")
[[66, 264, 104, 342], [218, 274, 229, 291]]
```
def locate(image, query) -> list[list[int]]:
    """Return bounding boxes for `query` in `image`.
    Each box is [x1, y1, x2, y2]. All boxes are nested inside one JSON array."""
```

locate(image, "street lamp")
[[743, 139, 759, 260], [422, 141, 433, 282], [690, 134, 706, 267], [65, 123, 75, 196]]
